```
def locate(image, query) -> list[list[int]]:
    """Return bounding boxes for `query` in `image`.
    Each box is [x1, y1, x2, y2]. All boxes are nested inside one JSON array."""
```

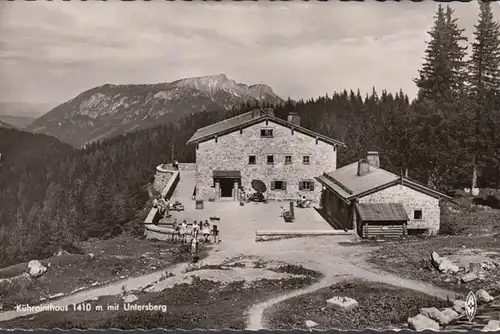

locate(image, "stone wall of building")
[[358, 184, 440, 234], [195, 120, 338, 201]]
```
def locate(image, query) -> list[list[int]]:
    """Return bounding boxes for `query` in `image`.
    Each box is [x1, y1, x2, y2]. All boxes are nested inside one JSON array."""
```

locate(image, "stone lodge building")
[[186, 108, 346, 201], [315, 152, 452, 236]]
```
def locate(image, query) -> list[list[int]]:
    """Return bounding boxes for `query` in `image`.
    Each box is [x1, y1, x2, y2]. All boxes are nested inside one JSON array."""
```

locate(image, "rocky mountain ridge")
[[26, 74, 284, 147]]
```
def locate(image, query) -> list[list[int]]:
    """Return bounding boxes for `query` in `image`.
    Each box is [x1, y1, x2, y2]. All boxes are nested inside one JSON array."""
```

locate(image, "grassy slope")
[[0, 266, 322, 330], [0, 235, 197, 310], [264, 279, 452, 330], [364, 235, 500, 294]]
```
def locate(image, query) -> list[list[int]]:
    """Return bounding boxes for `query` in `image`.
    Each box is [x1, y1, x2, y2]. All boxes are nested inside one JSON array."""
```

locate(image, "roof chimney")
[[367, 151, 380, 168], [357, 159, 370, 176], [287, 112, 300, 126]]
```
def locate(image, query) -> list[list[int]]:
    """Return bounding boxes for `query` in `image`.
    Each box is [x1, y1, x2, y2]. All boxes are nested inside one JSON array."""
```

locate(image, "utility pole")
[[171, 144, 174, 162]]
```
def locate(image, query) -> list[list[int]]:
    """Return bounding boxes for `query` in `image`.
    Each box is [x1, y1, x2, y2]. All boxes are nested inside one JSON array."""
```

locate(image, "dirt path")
[[0, 236, 457, 326], [0, 261, 189, 322], [246, 276, 343, 330], [245, 263, 457, 330]]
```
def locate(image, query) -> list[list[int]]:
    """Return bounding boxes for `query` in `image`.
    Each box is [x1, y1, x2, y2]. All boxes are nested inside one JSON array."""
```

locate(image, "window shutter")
[[283, 181, 287, 190], [271, 181, 275, 190], [310, 181, 315, 191], [299, 182, 304, 190]]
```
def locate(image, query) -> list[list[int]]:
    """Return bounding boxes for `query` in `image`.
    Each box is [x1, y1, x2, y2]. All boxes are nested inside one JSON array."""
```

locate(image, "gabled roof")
[[316, 162, 452, 202], [186, 109, 346, 147], [316, 162, 399, 199], [356, 203, 409, 222]]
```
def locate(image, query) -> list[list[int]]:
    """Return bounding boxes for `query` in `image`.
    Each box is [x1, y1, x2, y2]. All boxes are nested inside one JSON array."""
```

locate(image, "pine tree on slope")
[[412, 5, 468, 188], [468, 0, 500, 190]]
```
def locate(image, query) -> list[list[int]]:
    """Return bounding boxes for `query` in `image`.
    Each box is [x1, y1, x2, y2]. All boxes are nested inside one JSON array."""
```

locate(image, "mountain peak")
[[171, 73, 233, 92], [27, 74, 284, 146]]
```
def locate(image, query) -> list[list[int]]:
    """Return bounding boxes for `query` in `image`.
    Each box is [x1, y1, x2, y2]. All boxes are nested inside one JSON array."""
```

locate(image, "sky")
[[0, 0, 497, 112]]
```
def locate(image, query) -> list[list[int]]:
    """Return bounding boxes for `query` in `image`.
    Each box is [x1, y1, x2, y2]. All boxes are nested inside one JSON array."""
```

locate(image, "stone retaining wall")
[[144, 170, 180, 228], [255, 230, 353, 242], [153, 167, 174, 193]]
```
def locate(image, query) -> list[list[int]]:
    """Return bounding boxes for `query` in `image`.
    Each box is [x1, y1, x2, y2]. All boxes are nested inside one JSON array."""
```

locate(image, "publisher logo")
[[465, 291, 477, 322]]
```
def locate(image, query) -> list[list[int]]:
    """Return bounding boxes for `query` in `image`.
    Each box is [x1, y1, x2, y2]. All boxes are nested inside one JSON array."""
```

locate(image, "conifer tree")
[[470, 1, 500, 97], [414, 5, 448, 103], [413, 5, 468, 187], [467, 0, 500, 190]]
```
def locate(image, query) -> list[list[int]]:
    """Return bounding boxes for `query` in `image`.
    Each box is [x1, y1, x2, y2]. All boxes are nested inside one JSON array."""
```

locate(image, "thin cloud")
[[0, 0, 490, 107]]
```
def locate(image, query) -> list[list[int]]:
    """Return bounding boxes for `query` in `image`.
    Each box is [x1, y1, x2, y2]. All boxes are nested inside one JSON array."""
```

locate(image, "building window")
[[261, 129, 273, 138], [413, 209, 423, 220], [248, 155, 256, 165], [267, 155, 274, 165], [271, 181, 287, 190], [285, 155, 292, 164], [303, 156, 310, 165], [299, 180, 315, 191]]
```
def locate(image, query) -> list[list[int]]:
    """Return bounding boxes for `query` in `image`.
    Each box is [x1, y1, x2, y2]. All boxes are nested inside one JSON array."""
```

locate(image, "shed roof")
[[356, 203, 409, 222], [186, 109, 346, 147]]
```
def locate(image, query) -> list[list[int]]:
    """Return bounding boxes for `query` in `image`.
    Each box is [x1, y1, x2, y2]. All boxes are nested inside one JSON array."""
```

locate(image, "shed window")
[[267, 155, 274, 165], [261, 129, 273, 138], [299, 180, 315, 191], [248, 155, 256, 165], [413, 209, 423, 220], [271, 181, 286, 190]]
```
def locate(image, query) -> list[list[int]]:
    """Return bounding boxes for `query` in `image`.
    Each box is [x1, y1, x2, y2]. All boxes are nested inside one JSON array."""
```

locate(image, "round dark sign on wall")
[[251, 179, 267, 193]]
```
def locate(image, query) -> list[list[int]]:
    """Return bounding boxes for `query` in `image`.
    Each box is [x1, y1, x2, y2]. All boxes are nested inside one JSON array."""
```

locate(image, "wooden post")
[[233, 181, 238, 200], [215, 182, 220, 199], [289, 201, 295, 220]]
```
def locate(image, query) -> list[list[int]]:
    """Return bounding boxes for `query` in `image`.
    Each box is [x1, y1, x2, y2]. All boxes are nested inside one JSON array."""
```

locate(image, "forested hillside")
[[0, 106, 251, 267]]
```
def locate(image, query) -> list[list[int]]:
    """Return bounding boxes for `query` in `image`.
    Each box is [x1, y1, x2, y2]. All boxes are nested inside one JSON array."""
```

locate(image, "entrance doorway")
[[214, 177, 241, 198], [219, 178, 235, 198], [213, 170, 242, 199]]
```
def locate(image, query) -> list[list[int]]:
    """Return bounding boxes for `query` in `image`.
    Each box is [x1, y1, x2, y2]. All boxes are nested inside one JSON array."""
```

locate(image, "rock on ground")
[[431, 252, 460, 274], [483, 320, 500, 332], [28, 260, 47, 278], [420, 307, 453, 325], [461, 272, 478, 283], [476, 289, 494, 304], [122, 294, 138, 303], [481, 262, 497, 271], [305, 320, 318, 328], [326, 296, 358, 310], [408, 314, 440, 331], [441, 308, 459, 321], [453, 300, 466, 314]]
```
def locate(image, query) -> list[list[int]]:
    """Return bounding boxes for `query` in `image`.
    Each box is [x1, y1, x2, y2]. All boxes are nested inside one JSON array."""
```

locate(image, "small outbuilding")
[[316, 151, 452, 236], [355, 203, 409, 239]]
